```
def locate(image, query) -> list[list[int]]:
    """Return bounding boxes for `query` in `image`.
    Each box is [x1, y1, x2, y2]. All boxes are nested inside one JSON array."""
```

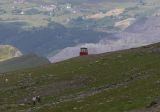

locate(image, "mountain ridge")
[[0, 54, 50, 73]]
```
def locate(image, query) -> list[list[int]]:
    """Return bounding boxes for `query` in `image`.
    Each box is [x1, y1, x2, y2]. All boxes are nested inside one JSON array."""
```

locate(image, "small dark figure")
[[37, 96, 41, 103], [130, 76, 134, 80]]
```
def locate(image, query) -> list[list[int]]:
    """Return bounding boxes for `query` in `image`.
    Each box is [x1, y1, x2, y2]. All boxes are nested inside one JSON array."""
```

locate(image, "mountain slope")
[[0, 22, 108, 57], [50, 16, 160, 63], [1, 0, 160, 58], [0, 54, 50, 73], [0, 45, 22, 61], [0, 42, 160, 112]]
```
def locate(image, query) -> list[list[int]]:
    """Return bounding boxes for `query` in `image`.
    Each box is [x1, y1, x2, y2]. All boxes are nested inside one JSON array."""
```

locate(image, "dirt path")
[[21, 72, 149, 112], [1, 72, 149, 112], [131, 102, 160, 112]]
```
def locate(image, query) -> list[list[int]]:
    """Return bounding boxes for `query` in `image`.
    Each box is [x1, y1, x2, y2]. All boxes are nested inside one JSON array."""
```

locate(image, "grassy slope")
[[0, 43, 160, 112], [0, 54, 50, 73]]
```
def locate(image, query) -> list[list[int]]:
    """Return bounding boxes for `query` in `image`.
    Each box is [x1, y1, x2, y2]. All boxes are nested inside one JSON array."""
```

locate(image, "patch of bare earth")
[[131, 100, 160, 112]]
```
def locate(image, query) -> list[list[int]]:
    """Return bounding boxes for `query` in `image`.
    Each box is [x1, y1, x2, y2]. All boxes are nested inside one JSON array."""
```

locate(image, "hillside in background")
[[0, 45, 22, 61], [0, 0, 160, 59], [0, 42, 160, 112], [50, 16, 160, 63], [0, 22, 108, 57], [0, 54, 50, 73]]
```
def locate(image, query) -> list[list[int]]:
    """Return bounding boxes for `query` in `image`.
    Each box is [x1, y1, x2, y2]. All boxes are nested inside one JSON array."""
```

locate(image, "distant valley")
[[50, 16, 160, 62], [0, 0, 160, 62]]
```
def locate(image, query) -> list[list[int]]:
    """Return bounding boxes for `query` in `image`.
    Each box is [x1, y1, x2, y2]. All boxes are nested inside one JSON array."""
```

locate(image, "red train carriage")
[[80, 48, 88, 56]]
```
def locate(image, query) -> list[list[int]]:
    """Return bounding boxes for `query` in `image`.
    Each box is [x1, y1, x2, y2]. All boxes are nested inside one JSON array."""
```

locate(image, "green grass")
[[0, 43, 160, 112], [0, 54, 50, 73]]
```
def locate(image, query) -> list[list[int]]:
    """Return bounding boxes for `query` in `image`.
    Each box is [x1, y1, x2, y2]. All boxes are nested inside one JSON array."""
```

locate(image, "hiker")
[[37, 96, 41, 103], [130, 76, 134, 80], [32, 96, 36, 105]]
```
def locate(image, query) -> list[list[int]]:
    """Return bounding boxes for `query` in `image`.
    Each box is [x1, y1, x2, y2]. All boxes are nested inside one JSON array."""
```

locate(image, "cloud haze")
[[49, 17, 160, 63]]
